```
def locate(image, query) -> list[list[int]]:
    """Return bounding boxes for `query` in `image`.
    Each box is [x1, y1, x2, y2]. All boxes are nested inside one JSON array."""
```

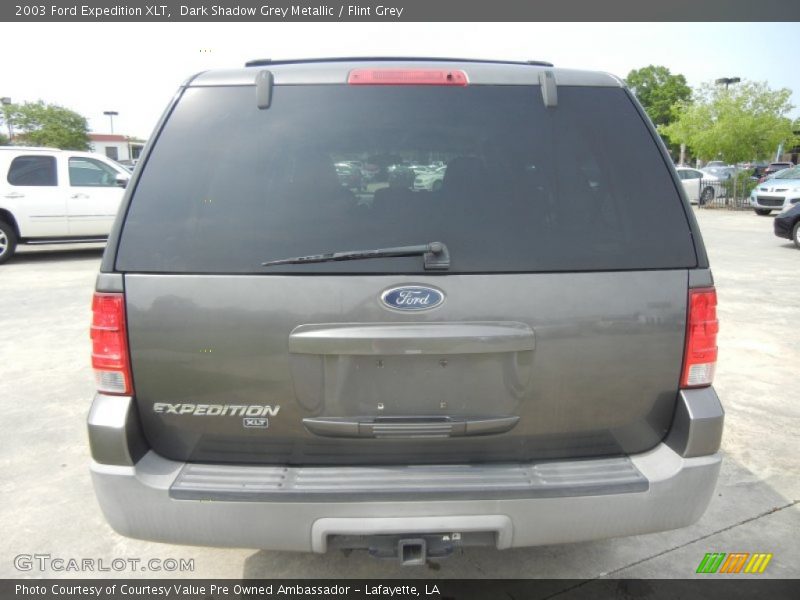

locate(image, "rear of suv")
[[88, 58, 723, 560]]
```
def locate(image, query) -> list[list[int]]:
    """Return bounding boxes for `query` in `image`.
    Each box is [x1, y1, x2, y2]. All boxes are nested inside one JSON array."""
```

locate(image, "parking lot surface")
[[1, 209, 798, 579]]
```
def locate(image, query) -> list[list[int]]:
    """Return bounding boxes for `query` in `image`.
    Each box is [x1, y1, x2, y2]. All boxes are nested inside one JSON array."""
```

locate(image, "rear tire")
[[754, 209, 772, 216], [793, 222, 800, 249], [0, 220, 18, 264], [700, 187, 715, 205]]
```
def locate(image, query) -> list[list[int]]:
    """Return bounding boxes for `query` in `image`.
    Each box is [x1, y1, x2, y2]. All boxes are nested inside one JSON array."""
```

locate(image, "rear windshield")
[[116, 84, 696, 273]]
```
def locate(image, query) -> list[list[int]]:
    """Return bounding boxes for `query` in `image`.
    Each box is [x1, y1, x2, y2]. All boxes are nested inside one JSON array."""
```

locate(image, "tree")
[[4, 101, 90, 150], [661, 81, 797, 164], [625, 66, 692, 160], [625, 65, 692, 128], [0, 104, 10, 144]]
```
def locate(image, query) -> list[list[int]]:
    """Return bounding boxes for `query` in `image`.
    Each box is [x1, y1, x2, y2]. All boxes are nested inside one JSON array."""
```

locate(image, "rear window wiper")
[[262, 241, 450, 270]]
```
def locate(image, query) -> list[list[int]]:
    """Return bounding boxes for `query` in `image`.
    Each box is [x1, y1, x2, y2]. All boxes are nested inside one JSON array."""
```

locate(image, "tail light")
[[91, 292, 132, 395], [681, 288, 718, 388]]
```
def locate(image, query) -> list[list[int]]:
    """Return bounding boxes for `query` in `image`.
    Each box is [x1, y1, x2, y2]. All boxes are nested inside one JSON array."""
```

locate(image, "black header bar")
[[3, 0, 800, 22]]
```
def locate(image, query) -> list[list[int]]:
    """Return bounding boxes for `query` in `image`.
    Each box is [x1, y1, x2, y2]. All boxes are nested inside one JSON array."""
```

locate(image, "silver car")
[[413, 165, 447, 191], [750, 165, 800, 215], [676, 167, 723, 205], [87, 58, 722, 563]]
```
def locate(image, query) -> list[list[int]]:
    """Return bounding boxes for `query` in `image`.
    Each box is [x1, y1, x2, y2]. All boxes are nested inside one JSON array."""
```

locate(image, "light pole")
[[715, 77, 741, 90], [713, 78, 742, 200], [103, 110, 119, 134], [1, 97, 12, 140]]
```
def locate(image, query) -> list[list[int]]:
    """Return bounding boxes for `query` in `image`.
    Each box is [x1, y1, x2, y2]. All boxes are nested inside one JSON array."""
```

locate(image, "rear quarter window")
[[7, 155, 57, 186], [116, 84, 696, 274]]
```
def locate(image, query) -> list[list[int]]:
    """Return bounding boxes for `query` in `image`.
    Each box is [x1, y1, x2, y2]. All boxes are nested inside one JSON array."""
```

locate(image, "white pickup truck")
[[0, 146, 130, 263]]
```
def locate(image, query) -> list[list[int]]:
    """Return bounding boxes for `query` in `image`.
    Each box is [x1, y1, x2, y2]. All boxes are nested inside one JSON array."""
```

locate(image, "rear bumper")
[[88, 389, 724, 552], [91, 445, 720, 552]]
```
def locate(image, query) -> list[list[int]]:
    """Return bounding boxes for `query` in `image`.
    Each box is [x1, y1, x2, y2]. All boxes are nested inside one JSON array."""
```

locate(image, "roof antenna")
[[256, 70, 274, 109], [539, 70, 557, 108]]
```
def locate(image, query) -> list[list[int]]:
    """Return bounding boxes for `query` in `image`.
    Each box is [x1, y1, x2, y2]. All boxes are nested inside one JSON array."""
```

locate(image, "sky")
[[1, 21, 798, 139]]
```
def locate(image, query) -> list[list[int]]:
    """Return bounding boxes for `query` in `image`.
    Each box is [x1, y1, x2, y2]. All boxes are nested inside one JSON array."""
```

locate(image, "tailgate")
[[125, 270, 687, 465]]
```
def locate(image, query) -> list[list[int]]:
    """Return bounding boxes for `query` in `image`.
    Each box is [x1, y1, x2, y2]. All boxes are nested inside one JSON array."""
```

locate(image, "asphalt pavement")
[[0, 209, 797, 579]]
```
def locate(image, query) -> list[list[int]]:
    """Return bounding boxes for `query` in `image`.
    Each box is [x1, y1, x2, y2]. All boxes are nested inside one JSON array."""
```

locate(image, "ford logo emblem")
[[380, 285, 445, 312]]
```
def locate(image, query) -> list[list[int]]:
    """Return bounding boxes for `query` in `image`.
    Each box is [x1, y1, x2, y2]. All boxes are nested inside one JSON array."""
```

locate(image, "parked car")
[[116, 159, 139, 172], [750, 165, 800, 215], [88, 58, 722, 562], [387, 162, 429, 184], [0, 146, 130, 263], [759, 162, 795, 183], [413, 165, 446, 191], [773, 202, 800, 248], [334, 161, 364, 191], [741, 162, 770, 180], [701, 166, 738, 180], [758, 167, 790, 184], [704, 160, 726, 168], [676, 167, 722, 204], [360, 161, 381, 182]]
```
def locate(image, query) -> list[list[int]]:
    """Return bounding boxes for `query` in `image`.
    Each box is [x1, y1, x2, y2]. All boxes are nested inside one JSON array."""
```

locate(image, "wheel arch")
[[0, 208, 21, 238]]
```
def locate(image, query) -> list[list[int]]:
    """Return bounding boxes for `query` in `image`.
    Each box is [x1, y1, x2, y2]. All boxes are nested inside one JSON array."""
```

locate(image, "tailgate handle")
[[289, 322, 535, 356], [303, 416, 519, 438]]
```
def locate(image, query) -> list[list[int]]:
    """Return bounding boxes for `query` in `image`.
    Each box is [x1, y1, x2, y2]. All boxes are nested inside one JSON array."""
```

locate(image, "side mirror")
[[115, 175, 129, 188]]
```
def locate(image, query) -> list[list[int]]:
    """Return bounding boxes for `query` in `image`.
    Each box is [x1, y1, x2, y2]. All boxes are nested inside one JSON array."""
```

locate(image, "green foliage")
[[720, 170, 758, 201], [625, 65, 692, 158], [0, 105, 10, 144], [625, 65, 692, 127], [661, 81, 797, 164], [4, 101, 90, 150]]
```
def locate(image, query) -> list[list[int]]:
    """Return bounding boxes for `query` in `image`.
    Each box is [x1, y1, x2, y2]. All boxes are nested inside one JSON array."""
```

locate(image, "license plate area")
[[291, 352, 532, 416], [289, 321, 535, 417]]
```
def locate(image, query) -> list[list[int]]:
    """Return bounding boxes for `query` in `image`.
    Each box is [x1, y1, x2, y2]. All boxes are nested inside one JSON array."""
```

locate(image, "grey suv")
[[88, 58, 723, 562]]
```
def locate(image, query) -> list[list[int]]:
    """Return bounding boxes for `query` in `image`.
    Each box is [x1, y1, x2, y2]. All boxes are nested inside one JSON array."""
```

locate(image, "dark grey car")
[[87, 58, 723, 562]]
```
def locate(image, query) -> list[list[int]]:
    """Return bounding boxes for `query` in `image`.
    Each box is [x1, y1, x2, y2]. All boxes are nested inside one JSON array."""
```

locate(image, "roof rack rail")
[[245, 58, 272, 67], [244, 57, 553, 68]]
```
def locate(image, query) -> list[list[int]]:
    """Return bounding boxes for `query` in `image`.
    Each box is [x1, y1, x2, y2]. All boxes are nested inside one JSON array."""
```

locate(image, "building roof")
[[89, 134, 127, 142]]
